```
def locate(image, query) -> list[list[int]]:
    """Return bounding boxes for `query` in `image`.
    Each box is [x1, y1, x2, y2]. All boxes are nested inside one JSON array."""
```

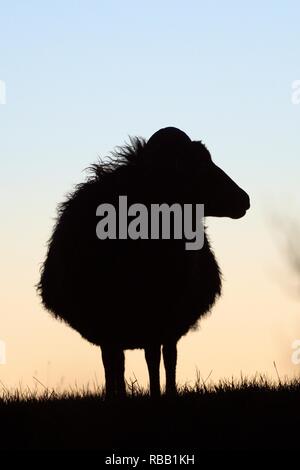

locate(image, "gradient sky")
[[1, 0, 300, 392]]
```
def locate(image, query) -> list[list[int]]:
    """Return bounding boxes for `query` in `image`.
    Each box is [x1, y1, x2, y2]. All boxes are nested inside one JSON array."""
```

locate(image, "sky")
[[0, 0, 300, 392]]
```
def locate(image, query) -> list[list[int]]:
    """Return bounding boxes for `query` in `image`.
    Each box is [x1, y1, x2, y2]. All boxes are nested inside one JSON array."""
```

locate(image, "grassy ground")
[[0, 376, 299, 451]]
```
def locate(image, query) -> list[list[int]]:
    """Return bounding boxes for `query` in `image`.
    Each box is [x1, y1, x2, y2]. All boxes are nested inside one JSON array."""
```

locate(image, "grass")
[[0, 375, 299, 451]]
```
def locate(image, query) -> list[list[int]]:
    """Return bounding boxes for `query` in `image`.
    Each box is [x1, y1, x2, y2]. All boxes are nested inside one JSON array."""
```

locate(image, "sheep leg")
[[163, 341, 177, 396], [101, 345, 125, 398], [145, 344, 161, 397], [116, 349, 126, 398]]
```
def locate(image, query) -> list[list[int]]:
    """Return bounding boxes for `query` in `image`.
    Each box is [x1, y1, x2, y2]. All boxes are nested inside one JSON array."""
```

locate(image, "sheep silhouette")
[[38, 127, 250, 398]]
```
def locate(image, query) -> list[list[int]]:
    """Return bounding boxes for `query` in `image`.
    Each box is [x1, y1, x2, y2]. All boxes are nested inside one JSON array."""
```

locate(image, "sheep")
[[38, 127, 250, 398]]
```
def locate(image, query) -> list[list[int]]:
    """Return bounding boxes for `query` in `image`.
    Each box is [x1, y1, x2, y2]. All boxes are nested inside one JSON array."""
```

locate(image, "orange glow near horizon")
[[1, 1, 300, 395], [1, 209, 300, 393]]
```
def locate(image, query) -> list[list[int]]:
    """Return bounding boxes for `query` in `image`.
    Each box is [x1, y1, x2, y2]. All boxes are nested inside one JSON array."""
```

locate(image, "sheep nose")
[[244, 193, 250, 210]]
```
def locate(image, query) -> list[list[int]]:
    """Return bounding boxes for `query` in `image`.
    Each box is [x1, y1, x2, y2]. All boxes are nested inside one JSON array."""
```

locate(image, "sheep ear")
[[146, 127, 191, 166], [147, 127, 191, 148]]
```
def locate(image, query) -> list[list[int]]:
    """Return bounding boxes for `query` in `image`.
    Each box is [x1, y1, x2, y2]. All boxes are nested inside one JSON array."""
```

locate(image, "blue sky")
[[1, 1, 300, 388], [1, 1, 300, 187]]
